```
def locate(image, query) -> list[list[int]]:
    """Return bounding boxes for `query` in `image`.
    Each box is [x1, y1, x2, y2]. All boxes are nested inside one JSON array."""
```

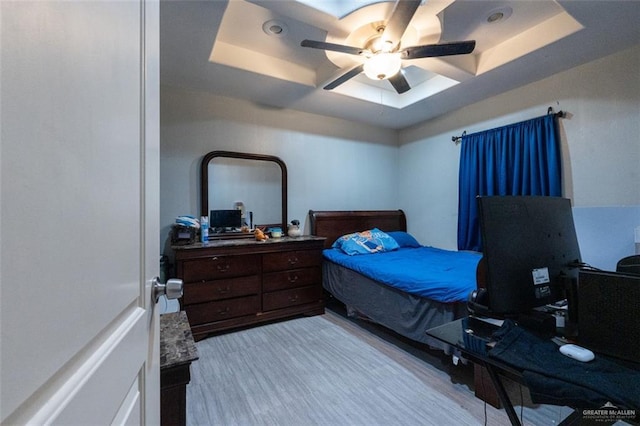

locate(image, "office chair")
[[616, 254, 640, 275]]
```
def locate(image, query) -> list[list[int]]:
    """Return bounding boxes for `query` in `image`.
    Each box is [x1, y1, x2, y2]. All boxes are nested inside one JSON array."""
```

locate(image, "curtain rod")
[[451, 131, 466, 144], [452, 107, 566, 145]]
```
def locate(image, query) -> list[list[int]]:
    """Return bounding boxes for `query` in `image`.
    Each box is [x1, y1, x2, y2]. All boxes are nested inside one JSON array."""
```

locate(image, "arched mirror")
[[200, 151, 287, 235]]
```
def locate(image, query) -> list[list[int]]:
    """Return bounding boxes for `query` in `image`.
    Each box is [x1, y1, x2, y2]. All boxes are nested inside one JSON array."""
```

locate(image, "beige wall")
[[160, 88, 399, 246], [160, 44, 640, 270], [399, 44, 640, 268]]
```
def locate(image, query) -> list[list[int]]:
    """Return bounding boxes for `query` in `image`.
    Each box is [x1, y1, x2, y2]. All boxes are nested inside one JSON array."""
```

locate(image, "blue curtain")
[[457, 114, 562, 252]]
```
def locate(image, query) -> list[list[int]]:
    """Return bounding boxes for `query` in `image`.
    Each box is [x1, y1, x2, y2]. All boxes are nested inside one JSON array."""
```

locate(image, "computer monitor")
[[478, 196, 582, 316], [209, 209, 242, 231]]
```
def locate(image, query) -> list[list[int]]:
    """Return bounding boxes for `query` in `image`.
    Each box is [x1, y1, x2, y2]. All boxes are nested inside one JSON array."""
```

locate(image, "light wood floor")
[[186, 303, 577, 425]]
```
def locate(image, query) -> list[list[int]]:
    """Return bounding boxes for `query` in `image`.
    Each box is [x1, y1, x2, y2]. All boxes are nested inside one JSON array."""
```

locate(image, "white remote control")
[[559, 344, 595, 362]]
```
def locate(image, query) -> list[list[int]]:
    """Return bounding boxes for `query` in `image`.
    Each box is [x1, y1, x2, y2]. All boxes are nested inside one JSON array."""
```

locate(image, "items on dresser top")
[[172, 236, 325, 341], [288, 219, 302, 237], [171, 216, 200, 246]]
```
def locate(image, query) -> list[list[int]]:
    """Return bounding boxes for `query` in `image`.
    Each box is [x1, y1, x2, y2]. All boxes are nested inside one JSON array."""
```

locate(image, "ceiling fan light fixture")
[[370, 37, 394, 54], [363, 53, 401, 81]]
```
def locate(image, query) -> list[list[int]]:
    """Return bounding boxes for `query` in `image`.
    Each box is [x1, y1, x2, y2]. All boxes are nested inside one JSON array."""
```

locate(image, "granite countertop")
[[160, 311, 199, 369], [172, 235, 325, 250]]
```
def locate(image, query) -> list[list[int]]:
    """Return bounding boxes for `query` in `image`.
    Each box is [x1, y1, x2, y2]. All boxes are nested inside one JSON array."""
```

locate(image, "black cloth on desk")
[[488, 320, 640, 409]]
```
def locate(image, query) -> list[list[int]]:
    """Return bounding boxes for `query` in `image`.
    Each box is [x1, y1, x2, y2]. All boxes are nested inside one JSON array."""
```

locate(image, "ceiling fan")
[[300, 0, 476, 94]]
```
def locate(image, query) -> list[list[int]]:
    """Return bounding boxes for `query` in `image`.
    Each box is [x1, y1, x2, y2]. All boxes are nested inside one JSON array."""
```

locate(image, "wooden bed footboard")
[[308, 210, 407, 248]]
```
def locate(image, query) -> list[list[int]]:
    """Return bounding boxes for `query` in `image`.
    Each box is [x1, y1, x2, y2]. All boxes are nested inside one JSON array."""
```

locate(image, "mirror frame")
[[200, 150, 288, 231]]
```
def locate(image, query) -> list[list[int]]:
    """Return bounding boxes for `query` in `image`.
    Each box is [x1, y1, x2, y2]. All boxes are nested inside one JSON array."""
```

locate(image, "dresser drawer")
[[263, 250, 322, 272], [262, 285, 323, 311], [184, 295, 260, 326], [181, 254, 260, 282], [263, 266, 321, 292], [183, 275, 260, 305]]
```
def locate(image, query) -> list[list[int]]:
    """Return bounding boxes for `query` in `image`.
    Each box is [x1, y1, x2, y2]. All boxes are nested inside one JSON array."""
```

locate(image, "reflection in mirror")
[[200, 151, 287, 232], [209, 157, 281, 226]]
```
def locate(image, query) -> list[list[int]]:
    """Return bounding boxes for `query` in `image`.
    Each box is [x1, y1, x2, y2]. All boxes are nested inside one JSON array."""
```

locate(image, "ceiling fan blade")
[[323, 64, 365, 90], [400, 40, 476, 60], [301, 39, 368, 56], [388, 71, 411, 94], [381, 0, 421, 49]]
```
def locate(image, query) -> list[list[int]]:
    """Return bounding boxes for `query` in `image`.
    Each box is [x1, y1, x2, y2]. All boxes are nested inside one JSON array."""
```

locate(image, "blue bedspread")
[[323, 246, 482, 303]]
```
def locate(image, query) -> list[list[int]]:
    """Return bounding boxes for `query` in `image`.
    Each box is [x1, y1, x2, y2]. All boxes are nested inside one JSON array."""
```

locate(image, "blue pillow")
[[332, 228, 400, 255], [387, 231, 421, 248]]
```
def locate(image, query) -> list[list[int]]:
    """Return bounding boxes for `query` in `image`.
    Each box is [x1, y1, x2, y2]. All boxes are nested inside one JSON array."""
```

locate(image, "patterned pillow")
[[332, 228, 400, 255]]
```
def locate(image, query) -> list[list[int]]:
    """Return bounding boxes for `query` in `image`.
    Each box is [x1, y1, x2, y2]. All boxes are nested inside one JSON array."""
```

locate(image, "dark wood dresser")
[[172, 236, 326, 340]]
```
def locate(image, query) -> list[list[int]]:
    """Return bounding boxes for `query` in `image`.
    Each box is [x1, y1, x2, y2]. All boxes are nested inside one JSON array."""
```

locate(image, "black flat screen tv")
[[209, 209, 242, 231], [478, 196, 582, 316]]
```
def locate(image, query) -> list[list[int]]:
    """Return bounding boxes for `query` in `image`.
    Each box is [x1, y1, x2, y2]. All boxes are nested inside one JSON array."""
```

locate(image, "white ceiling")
[[160, 0, 640, 130]]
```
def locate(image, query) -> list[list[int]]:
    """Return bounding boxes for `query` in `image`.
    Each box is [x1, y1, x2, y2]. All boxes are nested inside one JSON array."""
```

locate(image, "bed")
[[309, 209, 481, 351]]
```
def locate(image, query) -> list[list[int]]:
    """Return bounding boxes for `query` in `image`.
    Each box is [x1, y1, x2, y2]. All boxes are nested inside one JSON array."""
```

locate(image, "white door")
[[1, 1, 161, 424]]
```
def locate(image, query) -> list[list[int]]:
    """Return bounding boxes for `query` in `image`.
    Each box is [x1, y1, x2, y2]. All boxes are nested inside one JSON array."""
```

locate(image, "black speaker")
[[577, 269, 640, 363]]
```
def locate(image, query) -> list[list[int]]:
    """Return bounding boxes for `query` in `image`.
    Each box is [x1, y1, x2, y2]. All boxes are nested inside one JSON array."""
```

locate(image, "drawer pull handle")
[[217, 307, 230, 316], [289, 295, 299, 303], [217, 264, 230, 273], [217, 285, 231, 294], [288, 275, 299, 283], [288, 256, 299, 265]]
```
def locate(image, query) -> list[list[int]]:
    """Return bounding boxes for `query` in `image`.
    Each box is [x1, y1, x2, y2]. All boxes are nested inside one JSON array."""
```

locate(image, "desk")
[[427, 317, 639, 426]]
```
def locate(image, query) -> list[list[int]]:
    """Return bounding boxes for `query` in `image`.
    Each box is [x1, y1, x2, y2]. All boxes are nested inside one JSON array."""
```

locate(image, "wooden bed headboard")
[[308, 210, 407, 249]]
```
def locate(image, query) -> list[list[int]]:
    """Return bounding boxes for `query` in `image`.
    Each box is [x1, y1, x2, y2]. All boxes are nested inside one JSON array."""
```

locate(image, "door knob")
[[152, 277, 183, 303]]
